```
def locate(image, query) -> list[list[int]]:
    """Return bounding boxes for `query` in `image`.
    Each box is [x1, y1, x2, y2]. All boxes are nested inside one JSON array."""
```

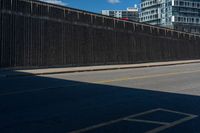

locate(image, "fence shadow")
[[0, 71, 200, 133]]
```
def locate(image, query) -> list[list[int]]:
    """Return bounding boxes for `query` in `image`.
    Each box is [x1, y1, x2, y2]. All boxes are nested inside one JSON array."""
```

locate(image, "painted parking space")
[[69, 108, 197, 133], [1, 78, 200, 133], [1, 64, 200, 133]]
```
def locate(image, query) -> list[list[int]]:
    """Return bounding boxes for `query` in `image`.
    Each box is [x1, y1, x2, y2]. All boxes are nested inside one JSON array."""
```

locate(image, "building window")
[[192, 18, 194, 23], [184, 17, 186, 22], [175, 1, 178, 6], [196, 18, 199, 23], [180, 1, 184, 6]]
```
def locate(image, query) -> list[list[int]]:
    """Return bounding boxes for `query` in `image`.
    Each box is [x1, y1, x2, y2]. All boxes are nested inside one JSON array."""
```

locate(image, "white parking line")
[[69, 108, 198, 133], [69, 108, 160, 133], [125, 118, 170, 125], [146, 109, 198, 133], [159, 108, 197, 116]]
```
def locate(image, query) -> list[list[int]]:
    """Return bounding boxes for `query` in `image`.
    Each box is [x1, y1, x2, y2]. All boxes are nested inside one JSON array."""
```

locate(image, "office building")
[[140, 0, 200, 34]]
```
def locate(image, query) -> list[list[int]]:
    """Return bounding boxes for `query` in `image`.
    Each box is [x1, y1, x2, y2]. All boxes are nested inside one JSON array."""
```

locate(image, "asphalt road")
[[1, 63, 200, 133]]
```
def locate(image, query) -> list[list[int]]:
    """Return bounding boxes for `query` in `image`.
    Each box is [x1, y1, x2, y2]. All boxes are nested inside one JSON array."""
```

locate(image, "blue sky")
[[41, 0, 141, 13]]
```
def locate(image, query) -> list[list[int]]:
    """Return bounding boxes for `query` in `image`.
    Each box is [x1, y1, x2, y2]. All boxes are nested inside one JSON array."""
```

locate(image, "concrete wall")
[[0, 0, 200, 68]]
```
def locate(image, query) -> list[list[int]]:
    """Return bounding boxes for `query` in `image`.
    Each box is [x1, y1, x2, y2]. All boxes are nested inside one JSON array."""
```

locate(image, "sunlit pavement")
[[1, 63, 200, 133]]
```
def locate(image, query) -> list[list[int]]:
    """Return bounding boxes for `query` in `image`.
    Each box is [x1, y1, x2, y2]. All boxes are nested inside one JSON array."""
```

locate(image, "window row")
[[140, 14, 159, 21], [174, 16, 200, 24], [140, 9, 158, 17], [141, 0, 159, 8], [174, 0, 200, 8]]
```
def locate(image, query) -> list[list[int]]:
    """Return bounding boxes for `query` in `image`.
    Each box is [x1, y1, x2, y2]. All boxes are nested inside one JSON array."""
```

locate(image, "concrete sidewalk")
[[1, 59, 200, 77]]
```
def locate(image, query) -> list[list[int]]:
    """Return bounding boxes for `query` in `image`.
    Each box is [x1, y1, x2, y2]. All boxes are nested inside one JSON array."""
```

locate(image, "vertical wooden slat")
[[0, 2, 2, 67], [0, 0, 200, 68]]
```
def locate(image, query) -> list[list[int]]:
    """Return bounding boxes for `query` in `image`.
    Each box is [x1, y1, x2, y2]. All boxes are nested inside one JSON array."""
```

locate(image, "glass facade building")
[[140, 0, 200, 34]]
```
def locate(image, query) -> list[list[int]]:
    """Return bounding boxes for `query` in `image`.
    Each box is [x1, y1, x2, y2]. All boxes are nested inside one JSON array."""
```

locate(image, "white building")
[[140, 0, 200, 34], [102, 6, 139, 21]]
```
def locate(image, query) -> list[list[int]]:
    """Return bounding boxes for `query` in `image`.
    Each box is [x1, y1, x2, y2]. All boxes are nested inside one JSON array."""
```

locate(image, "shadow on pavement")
[[0, 70, 200, 133]]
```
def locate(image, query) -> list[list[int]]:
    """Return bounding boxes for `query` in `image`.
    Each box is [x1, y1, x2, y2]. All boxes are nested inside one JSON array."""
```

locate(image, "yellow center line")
[[1, 69, 200, 96], [93, 69, 200, 84]]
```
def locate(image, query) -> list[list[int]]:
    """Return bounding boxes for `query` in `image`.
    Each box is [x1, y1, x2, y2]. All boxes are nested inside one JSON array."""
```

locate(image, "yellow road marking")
[[1, 69, 200, 96], [93, 69, 200, 84]]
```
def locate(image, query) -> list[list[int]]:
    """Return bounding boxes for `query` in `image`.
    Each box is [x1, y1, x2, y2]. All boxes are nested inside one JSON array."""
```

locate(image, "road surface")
[[1, 63, 200, 133]]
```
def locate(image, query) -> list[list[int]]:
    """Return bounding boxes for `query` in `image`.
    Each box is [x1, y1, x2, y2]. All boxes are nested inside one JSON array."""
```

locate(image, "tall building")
[[140, 0, 200, 34], [102, 6, 139, 21]]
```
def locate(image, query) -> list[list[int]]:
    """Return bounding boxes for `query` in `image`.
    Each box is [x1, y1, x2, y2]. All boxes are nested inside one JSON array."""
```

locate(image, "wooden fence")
[[0, 0, 200, 68]]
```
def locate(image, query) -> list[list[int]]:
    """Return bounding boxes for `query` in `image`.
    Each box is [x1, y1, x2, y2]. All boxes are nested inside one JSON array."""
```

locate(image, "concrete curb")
[[2, 60, 200, 78]]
